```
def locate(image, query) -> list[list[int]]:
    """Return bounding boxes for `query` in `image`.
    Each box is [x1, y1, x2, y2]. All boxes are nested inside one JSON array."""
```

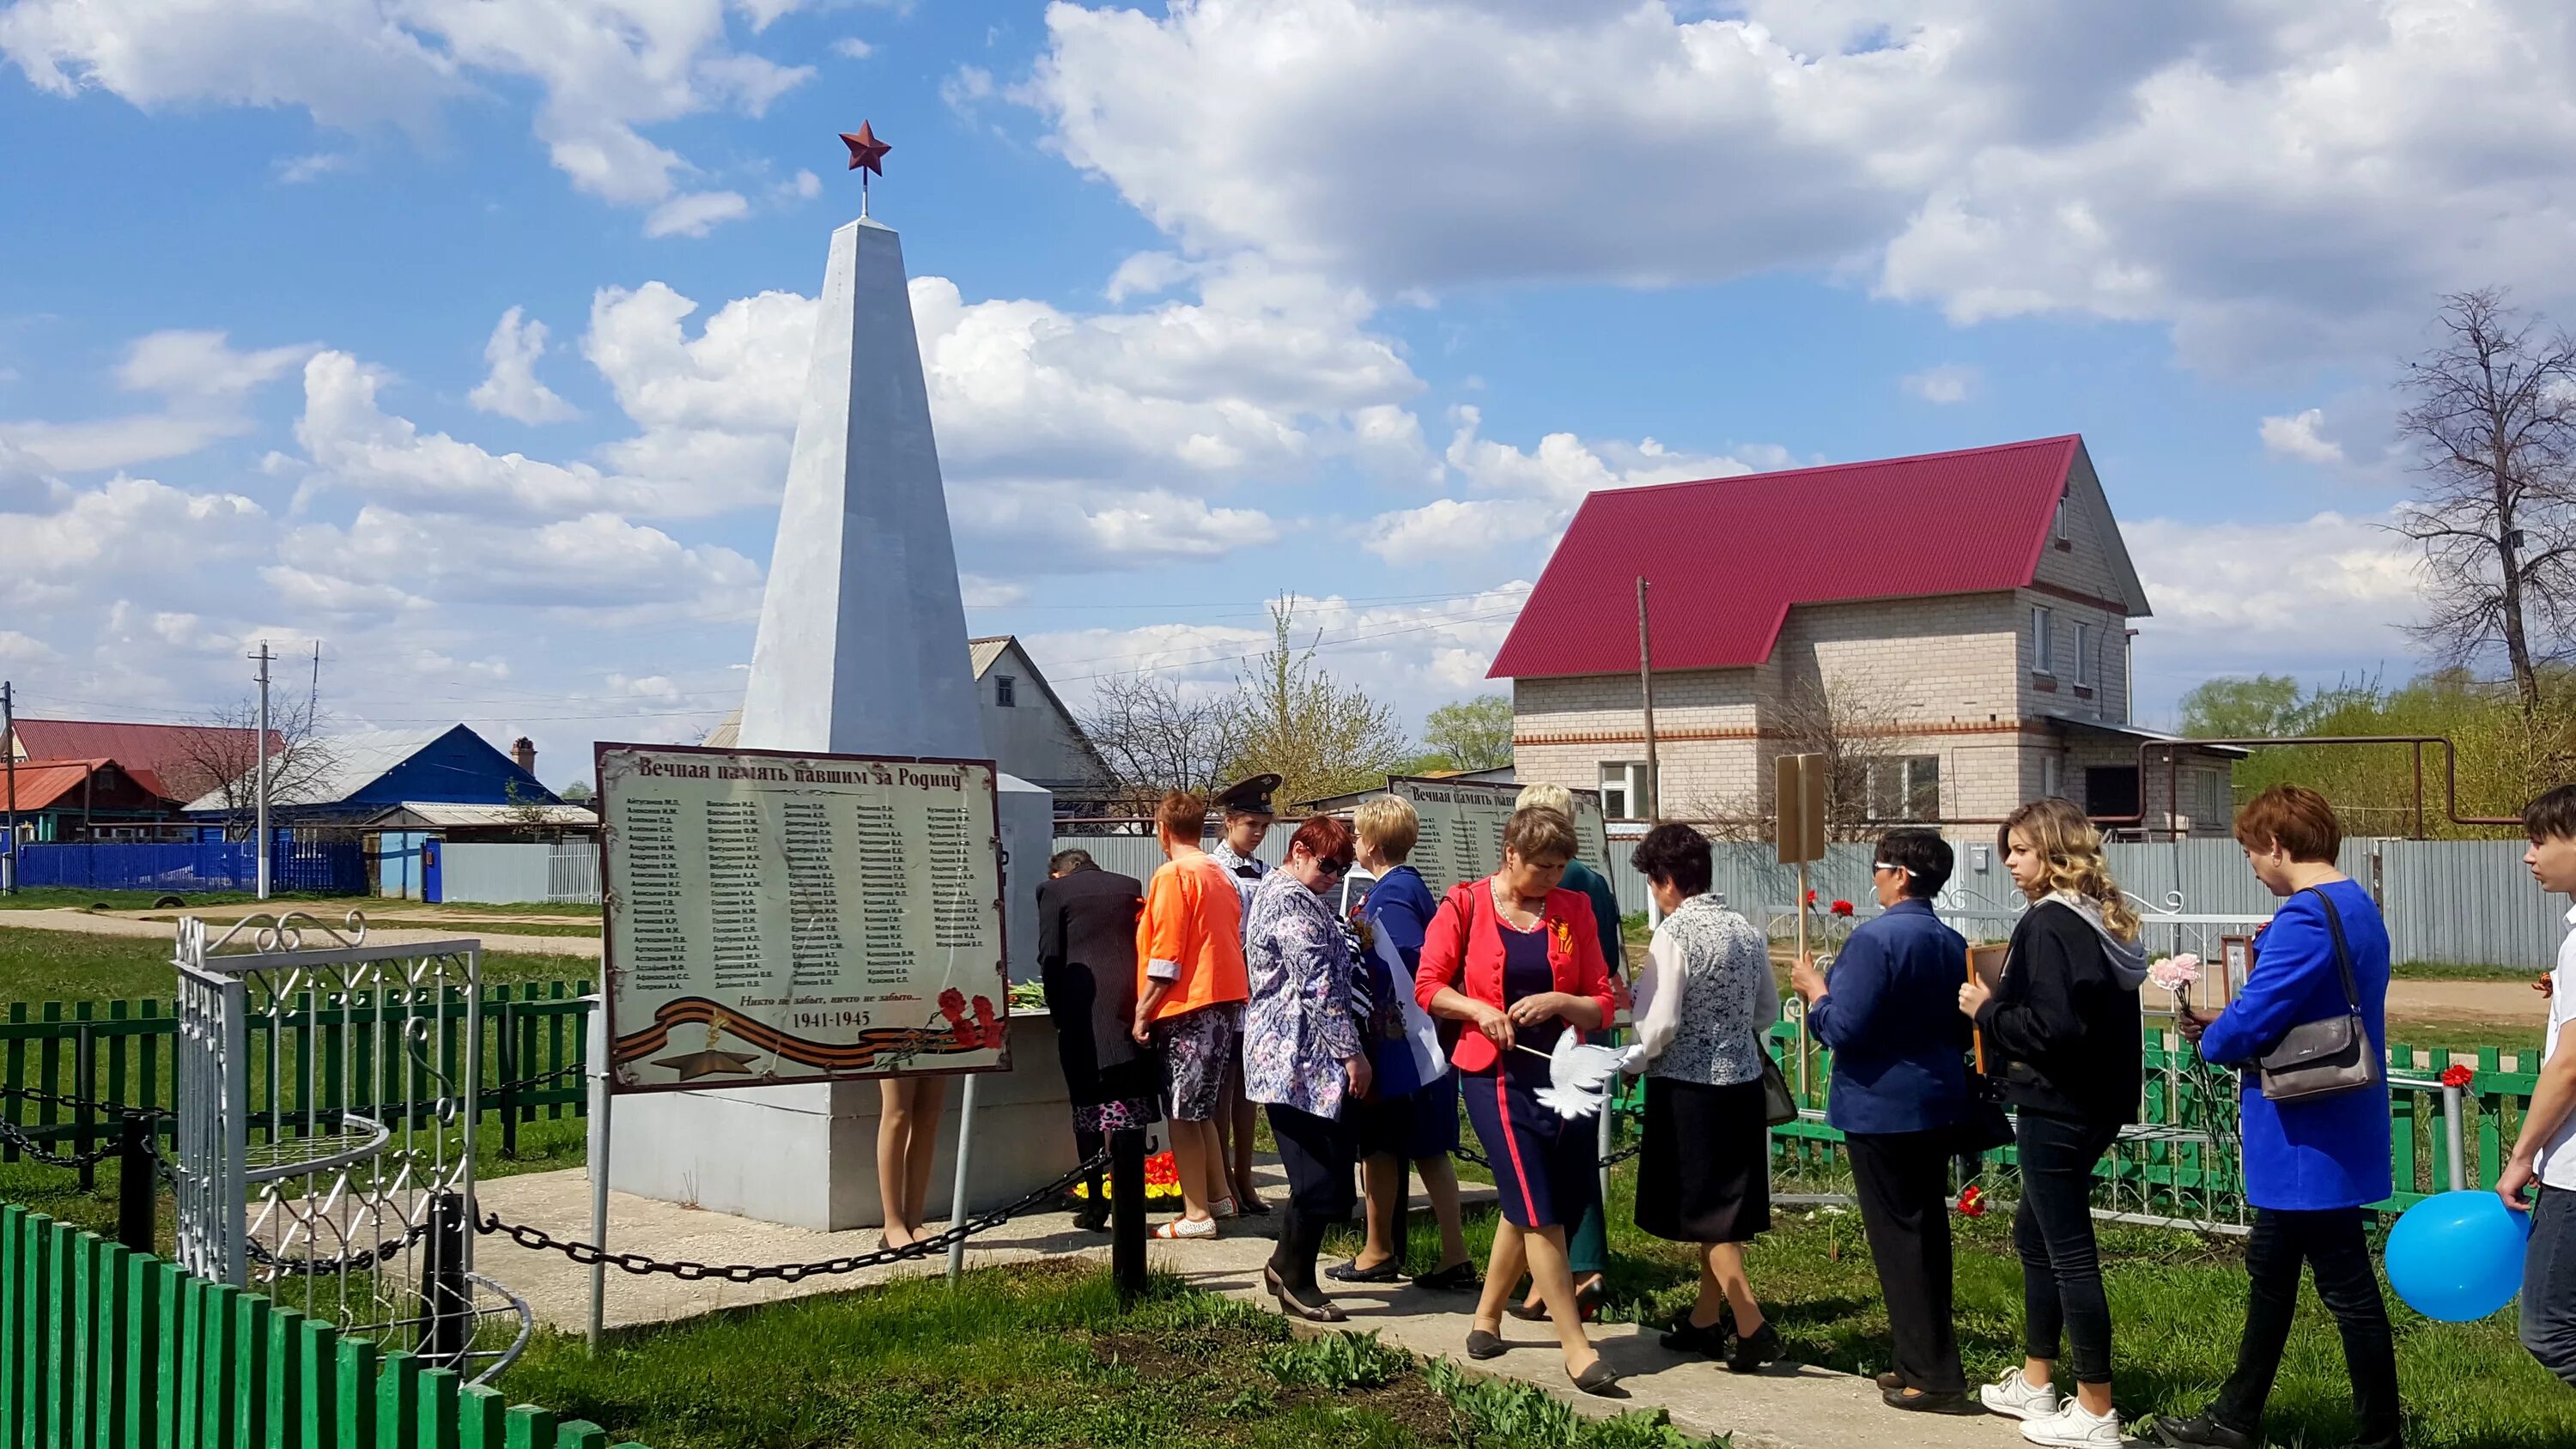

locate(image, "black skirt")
[[1634, 1076, 1772, 1244]]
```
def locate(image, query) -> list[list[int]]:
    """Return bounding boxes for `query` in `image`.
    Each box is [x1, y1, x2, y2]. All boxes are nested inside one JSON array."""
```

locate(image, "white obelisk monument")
[[611, 136, 1066, 1231]]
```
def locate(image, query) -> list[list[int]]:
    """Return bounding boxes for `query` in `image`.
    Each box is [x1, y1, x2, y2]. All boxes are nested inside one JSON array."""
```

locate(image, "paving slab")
[[472, 1163, 2018, 1449]]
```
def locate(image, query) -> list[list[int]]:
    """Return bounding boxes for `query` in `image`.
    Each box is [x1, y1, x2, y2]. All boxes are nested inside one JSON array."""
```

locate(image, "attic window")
[[2053, 489, 2072, 549], [994, 675, 1017, 707]]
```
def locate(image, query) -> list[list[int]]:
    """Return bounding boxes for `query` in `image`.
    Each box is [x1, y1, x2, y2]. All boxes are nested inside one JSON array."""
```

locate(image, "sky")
[[2, 0, 2567, 792]]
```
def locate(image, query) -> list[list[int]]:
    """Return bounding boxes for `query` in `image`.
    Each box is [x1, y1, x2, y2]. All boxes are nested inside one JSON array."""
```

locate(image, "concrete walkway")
[[473, 1163, 2016, 1449]]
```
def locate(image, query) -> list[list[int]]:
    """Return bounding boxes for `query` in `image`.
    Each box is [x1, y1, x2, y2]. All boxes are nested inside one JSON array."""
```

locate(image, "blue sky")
[[3, 1, 2560, 788]]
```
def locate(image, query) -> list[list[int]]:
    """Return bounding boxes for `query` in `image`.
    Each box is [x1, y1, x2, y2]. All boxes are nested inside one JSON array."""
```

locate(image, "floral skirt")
[[1072, 1096, 1162, 1135]]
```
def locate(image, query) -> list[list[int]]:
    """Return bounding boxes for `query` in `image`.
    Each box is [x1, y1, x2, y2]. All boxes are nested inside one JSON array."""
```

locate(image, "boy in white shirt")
[[2499, 783, 2576, 1387]]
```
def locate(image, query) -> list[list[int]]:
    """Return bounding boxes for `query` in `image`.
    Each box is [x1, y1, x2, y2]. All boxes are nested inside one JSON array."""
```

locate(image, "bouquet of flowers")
[[2148, 952, 2202, 1010], [1067, 1148, 1185, 1204]]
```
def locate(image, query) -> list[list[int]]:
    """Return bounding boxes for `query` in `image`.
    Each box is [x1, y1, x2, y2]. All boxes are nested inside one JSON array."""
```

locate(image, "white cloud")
[[274, 505, 762, 620], [644, 190, 751, 239], [291, 350, 654, 518], [467, 307, 580, 424], [274, 151, 352, 184], [1030, 0, 2576, 372], [2259, 407, 2346, 465], [1, 0, 815, 230], [2127, 510, 2423, 688], [1903, 363, 1980, 404], [0, 330, 313, 470], [940, 64, 994, 118], [0, 631, 60, 664], [832, 38, 873, 59]]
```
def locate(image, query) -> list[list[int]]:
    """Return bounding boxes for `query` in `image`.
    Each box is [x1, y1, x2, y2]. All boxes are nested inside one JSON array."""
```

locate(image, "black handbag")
[[1759, 1048, 1798, 1127], [1954, 1074, 2016, 1152], [2254, 888, 2380, 1103]]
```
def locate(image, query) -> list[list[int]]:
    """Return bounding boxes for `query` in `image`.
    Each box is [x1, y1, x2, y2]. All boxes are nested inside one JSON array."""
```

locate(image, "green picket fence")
[[1763, 1021, 2547, 1217], [1, 983, 593, 1173], [1, 1204, 641, 1448]]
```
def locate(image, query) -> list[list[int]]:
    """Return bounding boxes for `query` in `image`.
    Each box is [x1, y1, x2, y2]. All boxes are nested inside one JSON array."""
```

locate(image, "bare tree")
[[1222, 597, 1412, 808], [1077, 669, 1243, 809], [1676, 676, 1915, 841], [2394, 288, 2576, 716], [167, 693, 337, 837]]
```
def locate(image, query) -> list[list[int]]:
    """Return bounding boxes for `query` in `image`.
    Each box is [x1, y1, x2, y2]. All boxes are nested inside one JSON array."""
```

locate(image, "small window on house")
[[2075, 622, 2095, 687], [1599, 761, 1650, 820], [994, 675, 1017, 707], [1866, 755, 1942, 821], [2039, 754, 2063, 799], [2031, 605, 2056, 675], [2054, 489, 2071, 545], [2085, 766, 2142, 820]]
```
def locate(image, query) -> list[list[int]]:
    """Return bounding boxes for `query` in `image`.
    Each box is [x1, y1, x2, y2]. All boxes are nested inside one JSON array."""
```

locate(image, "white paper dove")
[[1528, 1034, 1646, 1119]]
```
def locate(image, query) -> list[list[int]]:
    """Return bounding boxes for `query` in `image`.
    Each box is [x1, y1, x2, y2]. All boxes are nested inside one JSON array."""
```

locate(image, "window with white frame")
[[1599, 761, 1652, 820], [2075, 622, 2095, 687], [994, 675, 1017, 707], [2039, 754, 2063, 798], [1864, 755, 1942, 821], [2031, 604, 2057, 675], [2054, 488, 2071, 544]]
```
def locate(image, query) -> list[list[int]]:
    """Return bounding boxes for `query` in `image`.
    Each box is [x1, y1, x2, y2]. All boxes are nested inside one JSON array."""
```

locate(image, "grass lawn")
[[0, 886, 350, 912], [500, 1262, 1716, 1449], [2391, 961, 2549, 983], [0, 924, 591, 1002]]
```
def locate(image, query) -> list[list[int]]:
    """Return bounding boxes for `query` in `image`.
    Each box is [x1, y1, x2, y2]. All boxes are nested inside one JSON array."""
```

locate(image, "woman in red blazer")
[[1415, 806, 1620, 1396]]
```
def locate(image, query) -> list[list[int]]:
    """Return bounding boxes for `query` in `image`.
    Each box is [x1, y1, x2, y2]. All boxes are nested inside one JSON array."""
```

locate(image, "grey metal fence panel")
[[437, 842, 556, 904], [546, 844, 600, 904], [2380, 836, 2565, 968]]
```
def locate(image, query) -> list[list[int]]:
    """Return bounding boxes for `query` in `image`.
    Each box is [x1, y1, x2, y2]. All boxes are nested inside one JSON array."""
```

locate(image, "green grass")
[[2391, 961, 2549, 983], [497, 1264, 1723, 1449], [0, 886, 351, 911], [0, 924, 588, 1001]]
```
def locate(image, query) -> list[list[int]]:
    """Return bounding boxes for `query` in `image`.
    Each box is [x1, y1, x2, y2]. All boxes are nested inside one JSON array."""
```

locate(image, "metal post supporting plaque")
[[587, 997, 612, 1352], [945, 1071, 981, 1284]]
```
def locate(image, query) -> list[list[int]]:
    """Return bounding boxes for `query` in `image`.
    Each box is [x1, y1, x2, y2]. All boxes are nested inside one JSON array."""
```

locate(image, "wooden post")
[[1636, 577, 1658, 822], [1776, 754, 1826, 1060]]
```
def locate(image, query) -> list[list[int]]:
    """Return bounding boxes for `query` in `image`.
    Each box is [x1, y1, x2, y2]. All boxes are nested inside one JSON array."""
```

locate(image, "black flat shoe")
[[1569, 1360, 1623, 1397], [1264, 1265, 1347, 1324], [1657, 1311, 1729, 1358], [1465, 1328, 1505, 1360], [1874, 1371, 1905, 1391], [1324, 1258, 1405, 1284], [1412, 1261, 1479, 1291], [1070, 1202, 1109, 1234], [2148, 1414, 2259, 1449], [1884, 1387, 1981, 1415], [1508, 1277, 1603, 1322], [1724, 1320, 1781, 1374]]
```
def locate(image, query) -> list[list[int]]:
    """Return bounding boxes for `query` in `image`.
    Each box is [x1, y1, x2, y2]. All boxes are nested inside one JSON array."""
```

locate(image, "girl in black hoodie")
[[1958, 797, 2146, 1449]]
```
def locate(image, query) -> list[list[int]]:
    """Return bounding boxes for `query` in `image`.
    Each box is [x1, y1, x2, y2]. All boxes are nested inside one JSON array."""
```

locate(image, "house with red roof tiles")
[[1488, 434, 2240, 837]]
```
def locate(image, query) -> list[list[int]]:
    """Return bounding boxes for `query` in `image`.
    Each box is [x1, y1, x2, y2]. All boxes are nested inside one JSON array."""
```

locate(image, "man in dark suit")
[[1037, 848, 1155, 1231]]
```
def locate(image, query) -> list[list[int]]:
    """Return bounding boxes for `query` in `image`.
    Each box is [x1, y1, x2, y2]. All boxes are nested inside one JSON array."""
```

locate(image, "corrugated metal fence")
[[1052, 833, 2569, 967], [438, 841, 600, 905]]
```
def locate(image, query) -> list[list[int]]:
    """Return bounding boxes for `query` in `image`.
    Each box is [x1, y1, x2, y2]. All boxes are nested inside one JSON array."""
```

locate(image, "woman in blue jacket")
[[2157, 786, 2399, 1449], [1792, 828, 1976, 1413]]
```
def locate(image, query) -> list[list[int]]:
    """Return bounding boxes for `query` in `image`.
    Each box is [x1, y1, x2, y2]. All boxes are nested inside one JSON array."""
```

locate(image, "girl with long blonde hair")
[[1957, 796, 2147, 1447]]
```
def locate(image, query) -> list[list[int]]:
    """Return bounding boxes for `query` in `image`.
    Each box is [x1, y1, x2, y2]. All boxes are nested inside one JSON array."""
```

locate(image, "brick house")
[[1489, 434, 2239, 836]]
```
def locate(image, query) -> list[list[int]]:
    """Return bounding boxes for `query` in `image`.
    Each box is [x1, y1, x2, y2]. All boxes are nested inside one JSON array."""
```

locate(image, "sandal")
[[1210, 1197, 1240, 1221], [1153, 1216, 1218, 1240]]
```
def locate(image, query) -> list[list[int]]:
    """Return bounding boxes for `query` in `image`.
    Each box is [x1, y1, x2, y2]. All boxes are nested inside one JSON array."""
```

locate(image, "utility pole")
[[3, 680, 16, 895], [1636, 577, 1659, 822], [253, 642, 273, 900]]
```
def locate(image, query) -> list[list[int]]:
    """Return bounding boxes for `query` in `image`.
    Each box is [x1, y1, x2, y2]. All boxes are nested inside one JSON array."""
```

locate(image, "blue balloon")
[[2385, 1190, 2532, 1322]]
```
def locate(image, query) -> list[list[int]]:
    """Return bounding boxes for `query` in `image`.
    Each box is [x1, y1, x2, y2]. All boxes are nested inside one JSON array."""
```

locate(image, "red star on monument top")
[[840, 122, 891, 177]]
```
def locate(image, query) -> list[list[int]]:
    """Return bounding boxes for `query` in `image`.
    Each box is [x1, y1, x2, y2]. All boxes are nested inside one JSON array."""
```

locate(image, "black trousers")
[[1267, 1101, 1357, 1292], [2014, 1110, 2122, 1385], [1846, 1129, 1967, 1394], [2209, 1206, 2401, 1449]]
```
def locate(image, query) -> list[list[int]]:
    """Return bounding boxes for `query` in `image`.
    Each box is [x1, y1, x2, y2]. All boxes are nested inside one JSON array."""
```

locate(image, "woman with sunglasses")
[[1791, 828, 1976, 1413], [1239, 813, 1373, 1321]]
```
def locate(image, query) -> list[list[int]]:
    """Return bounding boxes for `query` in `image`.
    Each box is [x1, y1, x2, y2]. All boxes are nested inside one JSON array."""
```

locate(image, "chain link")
[[477, 1147, 1109, 1282], [245, 1217, 437, 1276], [0, 1082, 173, 1119], [0, 1114, 123, 1168]]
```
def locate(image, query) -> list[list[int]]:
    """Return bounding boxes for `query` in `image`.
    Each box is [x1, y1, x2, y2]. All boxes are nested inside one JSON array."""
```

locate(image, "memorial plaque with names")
[[596, 743, 1008, 1094], [1391, 776, 1612, 895]]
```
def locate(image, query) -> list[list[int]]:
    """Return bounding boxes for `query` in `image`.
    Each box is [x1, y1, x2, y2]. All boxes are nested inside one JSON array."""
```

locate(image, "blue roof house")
[[182, 725, 562, 824]]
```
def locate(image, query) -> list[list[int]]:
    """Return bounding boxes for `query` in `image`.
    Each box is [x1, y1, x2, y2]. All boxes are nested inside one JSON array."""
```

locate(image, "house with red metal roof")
[[1489, 434, 2239, 837], [0, 759, 185, 842], [5, 718, 276, 804]]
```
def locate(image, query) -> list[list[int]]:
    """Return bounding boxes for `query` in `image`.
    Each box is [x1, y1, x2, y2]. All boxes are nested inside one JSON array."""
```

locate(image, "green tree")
[[2178, 675, 2313, 739], [1420, 694, 1515, 772], [1223, 597, 1412, 807]]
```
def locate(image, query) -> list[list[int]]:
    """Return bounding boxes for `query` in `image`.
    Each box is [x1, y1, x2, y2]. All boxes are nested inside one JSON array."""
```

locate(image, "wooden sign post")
[[1776, 753, 1826, 1051]]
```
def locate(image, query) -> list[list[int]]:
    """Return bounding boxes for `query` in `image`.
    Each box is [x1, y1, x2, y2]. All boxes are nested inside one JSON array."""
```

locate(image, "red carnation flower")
[[1805, 888, 1818, 906], [1831, 900, 1855, 917], [1955, 1185, 1986, 1217], [2440, 1063, 2475, 1090]]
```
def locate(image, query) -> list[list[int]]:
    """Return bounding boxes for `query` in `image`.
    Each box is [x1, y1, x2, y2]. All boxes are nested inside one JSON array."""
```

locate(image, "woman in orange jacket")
[[1415, 806, 1621, 1395]]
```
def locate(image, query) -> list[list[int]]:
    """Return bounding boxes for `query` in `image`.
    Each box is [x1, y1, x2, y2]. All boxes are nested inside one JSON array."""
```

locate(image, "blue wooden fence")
[[12, 840, 367, 895]]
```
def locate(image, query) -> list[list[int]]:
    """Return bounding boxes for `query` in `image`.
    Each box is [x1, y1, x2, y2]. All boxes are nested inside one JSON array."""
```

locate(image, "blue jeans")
[[2524, 1185, 2576, 1388]]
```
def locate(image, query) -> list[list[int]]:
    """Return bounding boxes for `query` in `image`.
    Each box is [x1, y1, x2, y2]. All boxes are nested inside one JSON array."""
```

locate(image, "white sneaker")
[[1979, 1367, 2061, 1422], [2018, 1401, 2121, 1447]]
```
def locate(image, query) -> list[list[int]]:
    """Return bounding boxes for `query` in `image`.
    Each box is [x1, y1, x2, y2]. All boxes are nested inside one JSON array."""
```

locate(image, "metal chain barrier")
[[244, 1217, 438, 1277], [476, 1146, 1110, 1284], [0, 1113, 124, 1168]]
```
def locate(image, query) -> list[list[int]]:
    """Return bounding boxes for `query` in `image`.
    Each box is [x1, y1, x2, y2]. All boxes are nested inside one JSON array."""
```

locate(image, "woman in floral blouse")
[[1241, 813, 1372, 1322]]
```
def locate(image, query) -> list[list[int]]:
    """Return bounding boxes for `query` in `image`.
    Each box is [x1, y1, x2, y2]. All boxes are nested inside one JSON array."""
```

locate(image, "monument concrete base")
[[607, 1012, 1082, 1232]]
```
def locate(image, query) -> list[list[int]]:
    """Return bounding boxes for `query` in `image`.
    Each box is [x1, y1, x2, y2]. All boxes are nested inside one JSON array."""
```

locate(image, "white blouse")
[[1629, 894, 1774, 1087]]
